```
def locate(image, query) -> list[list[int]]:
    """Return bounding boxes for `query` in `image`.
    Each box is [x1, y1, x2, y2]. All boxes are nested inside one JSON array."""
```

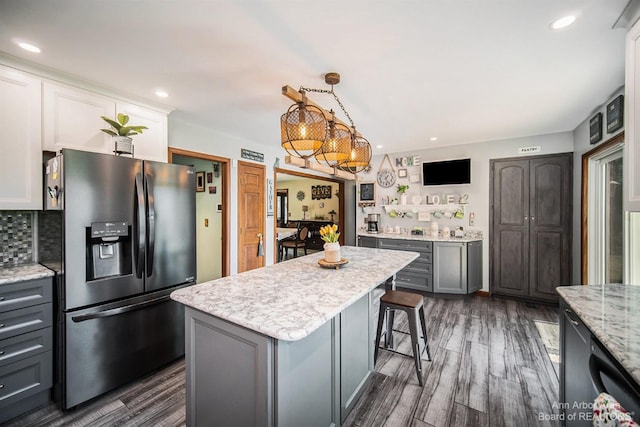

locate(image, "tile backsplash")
[[0, 211, 34, 267]]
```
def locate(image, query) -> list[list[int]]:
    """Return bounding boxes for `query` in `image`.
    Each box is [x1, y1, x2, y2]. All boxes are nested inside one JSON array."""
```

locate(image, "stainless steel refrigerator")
[[41, 149, 196, 409]]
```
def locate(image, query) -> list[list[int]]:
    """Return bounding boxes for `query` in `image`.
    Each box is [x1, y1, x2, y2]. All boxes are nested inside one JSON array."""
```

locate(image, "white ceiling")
[[0, 0, 630, 154]]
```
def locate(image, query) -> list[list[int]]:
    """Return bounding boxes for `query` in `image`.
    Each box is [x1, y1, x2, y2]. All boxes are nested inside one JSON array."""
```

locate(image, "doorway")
[[169, 148, 230, 280], [582, 133, 624, 284]]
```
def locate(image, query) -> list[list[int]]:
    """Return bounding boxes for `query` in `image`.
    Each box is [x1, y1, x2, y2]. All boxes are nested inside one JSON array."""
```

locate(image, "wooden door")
[[238, 161, 265, 273], [528, 154, 572, 300], [491, 159, 530, 297]]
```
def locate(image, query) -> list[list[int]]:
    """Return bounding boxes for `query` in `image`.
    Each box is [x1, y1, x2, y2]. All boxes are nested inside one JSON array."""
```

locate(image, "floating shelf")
[[382, 204, 466, 213]]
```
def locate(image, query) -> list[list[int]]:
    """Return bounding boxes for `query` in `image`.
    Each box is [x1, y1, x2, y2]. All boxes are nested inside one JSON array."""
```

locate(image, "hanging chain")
[[299, 85, 355, 129]]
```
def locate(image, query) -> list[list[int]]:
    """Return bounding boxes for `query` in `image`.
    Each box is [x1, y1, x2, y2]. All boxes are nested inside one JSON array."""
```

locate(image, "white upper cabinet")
[[0, 66, 42, 210], [43, 82, 115, 154], [116, 102, 168, 162], [43, 82, 169, 161], [625, 19, 640, 212]]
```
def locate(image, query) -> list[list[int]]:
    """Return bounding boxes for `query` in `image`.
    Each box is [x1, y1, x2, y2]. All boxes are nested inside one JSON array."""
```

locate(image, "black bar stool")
[[374, 290, 431, 386]]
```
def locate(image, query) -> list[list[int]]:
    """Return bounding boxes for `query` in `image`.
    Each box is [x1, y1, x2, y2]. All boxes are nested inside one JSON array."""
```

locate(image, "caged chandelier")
[[280, 72, 372, 175]]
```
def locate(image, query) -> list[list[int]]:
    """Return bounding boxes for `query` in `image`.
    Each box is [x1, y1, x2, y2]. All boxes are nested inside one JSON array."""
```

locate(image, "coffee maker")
[[367, 213, 380, 233]]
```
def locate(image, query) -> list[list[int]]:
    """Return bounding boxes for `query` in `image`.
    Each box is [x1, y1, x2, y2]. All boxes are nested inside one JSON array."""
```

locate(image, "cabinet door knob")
[[0, 324, 4, 328], [531, 217, 535, 221], [524, 216, 528, 220], [0, 350, 4, 355], [0, 296, 4, 301]]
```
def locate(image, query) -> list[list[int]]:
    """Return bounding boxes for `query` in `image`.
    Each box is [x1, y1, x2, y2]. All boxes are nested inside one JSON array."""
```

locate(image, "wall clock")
[[297, 190, 305, 201], [376, 154, 396, 188], [377, 169, 396, 188]]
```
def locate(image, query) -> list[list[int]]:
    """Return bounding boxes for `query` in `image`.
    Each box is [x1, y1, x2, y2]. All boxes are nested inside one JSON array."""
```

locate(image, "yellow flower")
[[320, 223, 340, 243]]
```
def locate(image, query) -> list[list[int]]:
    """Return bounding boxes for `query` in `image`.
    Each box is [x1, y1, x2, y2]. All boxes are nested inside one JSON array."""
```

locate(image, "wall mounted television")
[[422, 158, 471, 186]]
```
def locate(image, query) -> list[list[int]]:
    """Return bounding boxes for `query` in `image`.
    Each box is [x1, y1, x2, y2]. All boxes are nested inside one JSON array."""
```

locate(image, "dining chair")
[[281, 226, 309, 259]]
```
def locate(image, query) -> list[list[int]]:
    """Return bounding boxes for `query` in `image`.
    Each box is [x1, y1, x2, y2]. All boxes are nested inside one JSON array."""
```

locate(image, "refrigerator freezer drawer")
[[60, 287, 186, 409]]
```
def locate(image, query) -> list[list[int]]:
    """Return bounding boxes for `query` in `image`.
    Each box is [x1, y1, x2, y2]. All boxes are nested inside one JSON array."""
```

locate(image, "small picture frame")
[[207, 172, 213, 183], [195, 171, 205, 192], [398, 168, 408, 178], [208, 186, 216, 194], [606, 94, 624, 134], [589, 112, 602, 144]]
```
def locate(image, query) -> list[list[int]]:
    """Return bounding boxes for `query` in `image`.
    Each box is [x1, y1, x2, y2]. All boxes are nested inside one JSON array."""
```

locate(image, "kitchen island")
[[170, 246, 418, 427]]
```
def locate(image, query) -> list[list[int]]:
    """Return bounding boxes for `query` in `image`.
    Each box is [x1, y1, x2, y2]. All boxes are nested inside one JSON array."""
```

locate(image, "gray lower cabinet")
[[377, 239, 433, 292], [185, 293, 373, 426], [433, 241, 483, 295], [0, 276, 53, 424], [362, 237, 482, 294]]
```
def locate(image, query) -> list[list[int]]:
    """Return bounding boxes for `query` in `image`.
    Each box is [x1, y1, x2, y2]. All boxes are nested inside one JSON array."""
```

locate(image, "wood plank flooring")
[[4, 294, 559, 427]]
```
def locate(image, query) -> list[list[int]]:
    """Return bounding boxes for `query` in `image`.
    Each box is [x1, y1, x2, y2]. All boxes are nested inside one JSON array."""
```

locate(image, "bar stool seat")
[[374, 289, 431, 386]]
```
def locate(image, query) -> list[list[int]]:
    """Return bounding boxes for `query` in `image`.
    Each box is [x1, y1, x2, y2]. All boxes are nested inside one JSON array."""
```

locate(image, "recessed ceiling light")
[[550, 15, 576, 30], [17, 41, 41, 53], [376, 145, 383, 149], [155, 90, 169, 98], [430, 137, 438, 142]]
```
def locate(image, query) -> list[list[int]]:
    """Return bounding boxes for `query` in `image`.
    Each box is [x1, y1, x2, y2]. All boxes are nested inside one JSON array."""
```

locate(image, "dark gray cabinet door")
[[491, 159, 530, 297], [560, 299, 592, 426], [433, 242, 466, 294], [529, 155, 572, 300], [491, 153, 572, 302]]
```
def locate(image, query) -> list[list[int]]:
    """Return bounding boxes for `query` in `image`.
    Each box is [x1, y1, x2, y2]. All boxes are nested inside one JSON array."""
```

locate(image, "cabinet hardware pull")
[[531, 216, 535, 221], [564, 308, 579, 326], [0, 350, 4, 355], [0, 296, 4, 301], [0, 384, 3, 389], [524, 216, 528, 220], [0, 324, 4, 328]]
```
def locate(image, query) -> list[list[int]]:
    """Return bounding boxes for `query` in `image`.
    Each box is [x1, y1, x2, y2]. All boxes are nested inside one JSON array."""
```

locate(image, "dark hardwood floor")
[[4, 294, 559, 427]]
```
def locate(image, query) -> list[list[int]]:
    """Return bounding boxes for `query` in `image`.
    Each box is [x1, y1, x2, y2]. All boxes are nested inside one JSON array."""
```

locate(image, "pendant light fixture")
[[338, 133, 372, 174], [315, 111, 352, 166], [280, 72, 372, 176], [280, 91, 327, 158]]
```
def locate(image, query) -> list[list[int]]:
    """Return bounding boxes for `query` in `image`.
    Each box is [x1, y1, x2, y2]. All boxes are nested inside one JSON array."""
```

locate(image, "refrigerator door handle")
[[70, 295, 170, 322], [134, 173, 146, 278], [145, 173, 156, 277]]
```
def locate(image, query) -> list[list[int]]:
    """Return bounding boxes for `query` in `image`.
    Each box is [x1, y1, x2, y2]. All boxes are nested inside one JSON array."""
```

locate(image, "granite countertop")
[[171, 246, 418, 342], [557, 284, 640, 386], [358, 232, 482, 243], [0, 263, 55, 285]]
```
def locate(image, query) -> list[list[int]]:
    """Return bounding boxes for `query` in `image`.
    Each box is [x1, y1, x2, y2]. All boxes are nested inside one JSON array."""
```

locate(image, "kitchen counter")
[[557, 284, 640, 386], [358, 231, 482, 243], [0, 263, 54, 285], [171, 245, 418, 341]]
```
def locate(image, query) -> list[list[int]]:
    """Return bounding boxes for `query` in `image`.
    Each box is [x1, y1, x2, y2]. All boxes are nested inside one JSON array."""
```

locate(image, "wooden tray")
[[318, 258, 349, 269]]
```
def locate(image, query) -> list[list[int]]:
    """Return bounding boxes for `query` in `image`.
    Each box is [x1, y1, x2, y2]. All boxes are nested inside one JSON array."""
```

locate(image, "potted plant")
[[319, 223, 341, 263], [397, 184, 409, 205], [100, 113, 148, 156]]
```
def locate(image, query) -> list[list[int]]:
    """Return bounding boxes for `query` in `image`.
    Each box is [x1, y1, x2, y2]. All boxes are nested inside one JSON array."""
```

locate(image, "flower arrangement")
[[397, 184, 409, 194], [319, 224, 340, 243]]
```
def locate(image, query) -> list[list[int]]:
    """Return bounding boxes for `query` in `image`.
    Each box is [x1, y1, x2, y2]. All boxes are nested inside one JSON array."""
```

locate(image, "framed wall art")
[[195, 171, 205, 192], [589, 112, 602, 144], [606, 94, 624, 134]]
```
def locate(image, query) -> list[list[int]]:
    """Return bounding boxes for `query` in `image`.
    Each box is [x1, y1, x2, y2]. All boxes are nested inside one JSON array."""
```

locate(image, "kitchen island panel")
[[185, 307, 272, 427]]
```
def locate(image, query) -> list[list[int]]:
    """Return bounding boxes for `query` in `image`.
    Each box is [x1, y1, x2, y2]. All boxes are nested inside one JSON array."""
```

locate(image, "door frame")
[[168, 147, 231, 278], [273, 167, 346, 264], [580, 132, 625, 284]]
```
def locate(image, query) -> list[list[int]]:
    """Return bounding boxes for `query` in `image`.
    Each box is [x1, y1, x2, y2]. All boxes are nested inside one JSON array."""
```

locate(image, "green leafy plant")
[[100, 113, 148, 137], [397, 184, 409, 194]]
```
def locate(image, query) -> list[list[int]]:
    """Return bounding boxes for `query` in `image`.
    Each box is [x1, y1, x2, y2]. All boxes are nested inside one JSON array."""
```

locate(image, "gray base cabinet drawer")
[[396, 272, 433, 292], [378, 239, 432, 253], [0, 328, 53, 368], [0, 278, 53, 312], [0, 303, 52, 341], [0, 351, 53, 408]]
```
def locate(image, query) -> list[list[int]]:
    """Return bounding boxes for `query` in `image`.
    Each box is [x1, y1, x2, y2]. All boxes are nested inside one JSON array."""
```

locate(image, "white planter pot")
[[323, 242, 341, 263], [113, 136, 133, 156]]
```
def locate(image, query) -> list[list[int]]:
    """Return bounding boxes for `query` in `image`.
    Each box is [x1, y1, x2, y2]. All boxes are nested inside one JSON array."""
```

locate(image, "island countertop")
[[170, 246, 418, 341], [557, 284, 640, 386]]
